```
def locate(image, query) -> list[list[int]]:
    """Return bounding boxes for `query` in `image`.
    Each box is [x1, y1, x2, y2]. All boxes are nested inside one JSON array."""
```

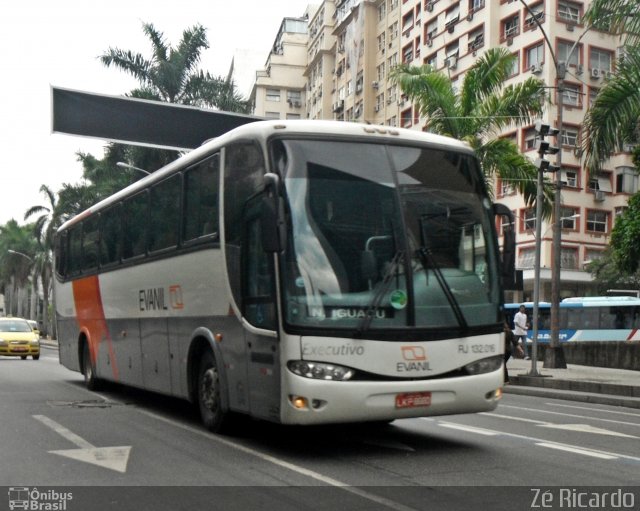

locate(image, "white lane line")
[[134, 408, 419, 511], [424, 418, 640, 462], [497, 404, 640, 428], [545, 402, 640, 418], [437, 422, 500, 436], [535, 443, 618, 460]]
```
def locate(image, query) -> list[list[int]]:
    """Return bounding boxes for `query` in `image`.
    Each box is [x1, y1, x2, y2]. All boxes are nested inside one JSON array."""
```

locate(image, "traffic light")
[[534, 121, 560, 172]]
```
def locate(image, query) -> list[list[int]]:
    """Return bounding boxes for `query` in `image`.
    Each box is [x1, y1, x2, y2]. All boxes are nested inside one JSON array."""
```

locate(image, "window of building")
[[403, 42, 414, 63], [562, 83, 582, 107], [426, 19, 437, 41], [425, 52, 437, 68], [378, 2, 386, 20], [525, 42, 544, 68], [402, 11, 414, 34], [389, 21, 399, 40], [590, 48, 613, 72], [561, 247, 578, 269], [588, 87, 600, 108], [586, 210, 609, 233], [616, 166, 640, 194], [266, 88, 281, 102], [502, 14, 520, 41], [400, 107, 413, 128], [584, 248, 604, 265], [445, 42, 459, 68], [469, 0, 485, 12], [468, 27, 484, 53], [561, 127, 579, 147], [558, 40, 581, 67], [588, 173, 612, 192], [524, 2, 544, 30], [521, 208, 537, 231], [560, 206, 579, 229], [508, 51, 520, 76], [557, 0, 581, 23], [378, 33, 386, 52], [518, 247, 536, 268], [264, 112, 280, 119], [560, 168, 578, 188], [523, 126, 539, 151]]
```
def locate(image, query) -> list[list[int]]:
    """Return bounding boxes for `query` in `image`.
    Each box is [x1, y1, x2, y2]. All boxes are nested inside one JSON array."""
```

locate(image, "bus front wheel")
[[197, 350, 230, 433], [82, 342, 102, 391]]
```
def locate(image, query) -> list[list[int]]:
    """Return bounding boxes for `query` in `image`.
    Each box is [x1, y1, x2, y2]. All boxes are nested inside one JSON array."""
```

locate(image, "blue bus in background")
[[504, 296, 640, 343]]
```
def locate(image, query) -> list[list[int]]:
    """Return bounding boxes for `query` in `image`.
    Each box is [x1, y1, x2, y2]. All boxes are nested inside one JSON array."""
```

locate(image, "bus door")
[[241, 198, 281, 422]]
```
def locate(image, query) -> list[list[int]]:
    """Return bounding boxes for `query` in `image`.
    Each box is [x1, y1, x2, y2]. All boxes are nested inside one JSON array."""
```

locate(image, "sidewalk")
[[505, 357, 640, 409]]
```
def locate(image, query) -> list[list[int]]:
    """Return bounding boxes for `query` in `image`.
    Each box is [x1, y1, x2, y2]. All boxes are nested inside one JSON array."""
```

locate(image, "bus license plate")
[[395, 391, 431, 409]]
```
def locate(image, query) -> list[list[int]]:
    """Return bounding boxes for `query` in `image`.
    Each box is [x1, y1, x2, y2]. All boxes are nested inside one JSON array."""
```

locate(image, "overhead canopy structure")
[[51, 86, 263, 151]]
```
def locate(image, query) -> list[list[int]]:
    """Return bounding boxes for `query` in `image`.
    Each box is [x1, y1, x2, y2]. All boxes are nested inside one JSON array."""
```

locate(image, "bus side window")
[[183, 154, 220, 242], [122, 192, 148, 259]]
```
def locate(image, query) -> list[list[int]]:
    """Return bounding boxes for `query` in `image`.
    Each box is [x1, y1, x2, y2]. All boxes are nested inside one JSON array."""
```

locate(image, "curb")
[[503, 384, 640, 409]]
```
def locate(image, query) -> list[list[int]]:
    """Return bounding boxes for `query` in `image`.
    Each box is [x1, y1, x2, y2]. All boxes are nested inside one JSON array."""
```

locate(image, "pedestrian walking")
[[513, 304, 530, 359]]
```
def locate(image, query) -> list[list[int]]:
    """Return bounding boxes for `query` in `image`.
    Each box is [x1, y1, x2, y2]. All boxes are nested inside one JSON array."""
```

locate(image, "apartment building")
[[250, 0, 637, 301]]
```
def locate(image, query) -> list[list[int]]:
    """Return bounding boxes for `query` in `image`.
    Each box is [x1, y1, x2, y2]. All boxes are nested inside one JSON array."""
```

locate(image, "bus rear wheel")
[[197, 351, 230, 433]]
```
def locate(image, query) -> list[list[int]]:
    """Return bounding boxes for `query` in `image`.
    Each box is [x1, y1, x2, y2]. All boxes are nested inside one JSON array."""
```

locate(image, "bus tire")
[[197, 350, 230, 433], [82, 342, 102, 391], [32, 355, 40, 360]]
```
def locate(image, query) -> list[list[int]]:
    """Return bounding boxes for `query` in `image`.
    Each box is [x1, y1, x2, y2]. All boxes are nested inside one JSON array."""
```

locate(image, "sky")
[[0, 0, 311, 225]]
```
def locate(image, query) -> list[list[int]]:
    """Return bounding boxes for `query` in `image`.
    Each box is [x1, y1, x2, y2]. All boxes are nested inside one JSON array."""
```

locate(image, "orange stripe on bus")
[[72, 275, 119, 381]]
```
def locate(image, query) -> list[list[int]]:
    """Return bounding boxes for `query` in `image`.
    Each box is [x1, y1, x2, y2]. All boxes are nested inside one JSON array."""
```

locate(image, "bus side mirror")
[[261, 173, 286, 253], [493, 203, 517, 290]]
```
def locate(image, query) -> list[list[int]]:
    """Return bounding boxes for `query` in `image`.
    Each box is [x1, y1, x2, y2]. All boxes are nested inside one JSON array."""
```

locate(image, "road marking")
[[135, 408, 420, 511], [482, 412, 639, 438], [424, 418, 640, 462], [535, 443, 618, 460], [33, 415, 131, 473], [498, 404, 640, 428], [437, 422, 499, 436], [545, 402, 640, 418]]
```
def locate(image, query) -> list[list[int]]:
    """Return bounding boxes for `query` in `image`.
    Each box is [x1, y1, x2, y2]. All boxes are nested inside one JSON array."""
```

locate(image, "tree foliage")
[[390, 48, 553, 212]]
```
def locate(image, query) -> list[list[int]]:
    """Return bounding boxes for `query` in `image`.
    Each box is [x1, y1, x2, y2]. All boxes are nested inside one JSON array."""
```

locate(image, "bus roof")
[[56, 119, 475, 233]]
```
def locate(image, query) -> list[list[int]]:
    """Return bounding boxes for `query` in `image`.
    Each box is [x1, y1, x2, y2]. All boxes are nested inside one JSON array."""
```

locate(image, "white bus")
[[54, 120, 515, 432]]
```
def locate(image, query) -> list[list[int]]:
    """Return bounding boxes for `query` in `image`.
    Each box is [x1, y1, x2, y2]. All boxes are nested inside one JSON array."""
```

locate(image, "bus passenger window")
[[183, 154, 219, 242]]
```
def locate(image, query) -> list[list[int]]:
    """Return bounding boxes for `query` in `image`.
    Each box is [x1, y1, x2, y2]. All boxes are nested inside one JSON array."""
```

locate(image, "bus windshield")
[[274, 138, 501, 335]]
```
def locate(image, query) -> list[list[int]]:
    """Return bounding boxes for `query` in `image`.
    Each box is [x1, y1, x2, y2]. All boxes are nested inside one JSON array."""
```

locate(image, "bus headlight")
[[288, 360, 355, 381], [464, 355, 503, 375]]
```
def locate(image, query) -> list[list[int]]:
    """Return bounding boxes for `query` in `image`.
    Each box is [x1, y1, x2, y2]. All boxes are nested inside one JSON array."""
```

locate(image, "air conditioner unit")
[[447, 56, 457, 70], [427, 38, 433, 47], [576, 64, 583, 75], [426, 2, 433, 11], [605, 71, 614, 80], [372, 81, 379, 89], [374, 105, 380, 112], [590, 68, 601, 79], [506, 36, 513, 46], [467, 12, 473, 21], [530, 64, 542, 74], [594, 190, 605, 202]]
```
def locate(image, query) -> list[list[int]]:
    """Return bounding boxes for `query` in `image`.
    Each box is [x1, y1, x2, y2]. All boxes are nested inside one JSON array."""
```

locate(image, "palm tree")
[[390, 47, 551, 208], [0, 220, 37, 318], [582, 1, 640, 173], [24, 185, 60, 337], [100, 22, 250, 111], [583, 0, 640, 46]]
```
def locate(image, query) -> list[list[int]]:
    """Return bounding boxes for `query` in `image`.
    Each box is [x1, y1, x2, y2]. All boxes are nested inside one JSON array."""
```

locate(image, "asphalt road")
[[1, 346, 638, 511]]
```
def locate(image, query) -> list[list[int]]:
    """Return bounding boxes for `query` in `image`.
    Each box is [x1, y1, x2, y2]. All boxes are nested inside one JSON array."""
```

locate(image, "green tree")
[[586, 248, 640, 293], [390, 48, 551, 209], [581, 45, 640, 173], [610, 192, 640, 274], [24, 185, 61, 336], [0, 220, 37, 318], [583, 0, 640, 46]]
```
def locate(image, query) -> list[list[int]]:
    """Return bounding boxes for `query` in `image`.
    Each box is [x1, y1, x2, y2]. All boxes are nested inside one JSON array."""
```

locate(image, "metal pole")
[[546, 64, 568, 369], [529, 166, 545, 376]]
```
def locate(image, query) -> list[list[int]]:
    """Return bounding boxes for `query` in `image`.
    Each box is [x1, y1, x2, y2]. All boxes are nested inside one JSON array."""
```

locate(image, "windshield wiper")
[[415, 245, 468, 331], [354, 250, 404, 337]]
